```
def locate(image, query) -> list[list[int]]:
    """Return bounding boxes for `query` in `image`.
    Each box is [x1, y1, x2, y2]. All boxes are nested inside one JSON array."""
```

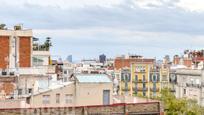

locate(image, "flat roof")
[[75, 74, 112, 83]]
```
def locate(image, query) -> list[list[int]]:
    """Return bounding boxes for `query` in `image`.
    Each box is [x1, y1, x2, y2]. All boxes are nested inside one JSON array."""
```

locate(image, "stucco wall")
[[75, 82, 113, 106]]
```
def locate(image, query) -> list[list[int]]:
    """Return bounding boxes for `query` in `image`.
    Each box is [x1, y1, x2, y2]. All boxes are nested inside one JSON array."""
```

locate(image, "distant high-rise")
[[99, 54, 106, 64], [66, 55, 72, 62]]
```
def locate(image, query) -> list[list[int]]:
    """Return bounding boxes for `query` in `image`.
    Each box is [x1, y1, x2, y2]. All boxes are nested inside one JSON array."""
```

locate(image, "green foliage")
[[44, 37, 52, 51], [33, 37, 52, 51], [159, 88, 204, 115], [0, 24, 6, 30]]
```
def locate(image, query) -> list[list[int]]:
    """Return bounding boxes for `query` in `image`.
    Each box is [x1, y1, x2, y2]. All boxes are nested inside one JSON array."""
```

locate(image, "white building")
[[25, 74, 113, 107], [174, 69, 204, 106]]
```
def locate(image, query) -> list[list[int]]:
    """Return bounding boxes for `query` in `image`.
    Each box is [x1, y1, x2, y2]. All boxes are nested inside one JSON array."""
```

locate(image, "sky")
[[1, 0, 204, 61]]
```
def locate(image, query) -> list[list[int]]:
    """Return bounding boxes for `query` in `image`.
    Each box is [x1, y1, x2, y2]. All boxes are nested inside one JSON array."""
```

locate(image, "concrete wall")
[[75, 82, 113, 106], [17, 75, 49, 96], [29, 82, 113, 107], [32, 51, 51, 66], [31, 83, 75, 108]]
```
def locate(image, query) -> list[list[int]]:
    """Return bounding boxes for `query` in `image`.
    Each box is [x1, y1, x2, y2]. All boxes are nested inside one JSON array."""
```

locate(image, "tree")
[[0, 24, 6, 30], [44, 37, 52, 51], [159, 88, 204, 115]]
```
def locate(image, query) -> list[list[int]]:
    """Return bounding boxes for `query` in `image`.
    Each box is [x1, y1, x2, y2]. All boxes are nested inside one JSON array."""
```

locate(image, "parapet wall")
[[0, 102, 161, 115]]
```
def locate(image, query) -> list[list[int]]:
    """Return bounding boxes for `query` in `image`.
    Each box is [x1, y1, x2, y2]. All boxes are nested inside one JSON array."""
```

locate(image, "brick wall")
[[19, 37, 31, 67], [0, 77, 16, 95], [114, 58, 155, 70], [173, 57, 180, 65], [0, 36, 9, 69], [0, 102, 161, 115], [183, 59, 192, 68]]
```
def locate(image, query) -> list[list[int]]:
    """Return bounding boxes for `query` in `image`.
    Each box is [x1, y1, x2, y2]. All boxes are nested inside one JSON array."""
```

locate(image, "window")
[[56, 94, 60, 104], [153, 92, 156, 97], [125, 74, 130, 82], [32, 57, 44, 66], [121, 73, 125, 81], [150, 75, 152, 82], [162, 75, 167, 81], [42, 95, 50, 104], [64, 77, 68, 82], [184, 89, 186, 95], [65, 94, 73, 104], [153, 83, 156, 92], [18, 89, 22, 95], [143, 92, 146, 96], [135, 75, 138, 82], [143, 83, 146, 89], [143, 75, 146, 81], [153, 75, 156, 82], [157, 75, 160, 81], [28, 88, 32, 94], [64, 70, 68, 74], [195, 79, 200, 85]]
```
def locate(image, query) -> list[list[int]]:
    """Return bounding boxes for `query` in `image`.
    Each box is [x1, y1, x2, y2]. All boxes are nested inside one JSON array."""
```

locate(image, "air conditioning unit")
[[10, 72, 15, 76], [14, 24, 23, 30], [2, 71, 7, 75]]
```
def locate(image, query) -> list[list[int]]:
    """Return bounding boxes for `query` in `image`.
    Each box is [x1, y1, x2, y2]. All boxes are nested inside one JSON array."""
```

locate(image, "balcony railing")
[[150, 88, 159, 92], [186, 83, 201, 88], [133, 79, 147, 83], [133, 87, 147, 91], [170, 88, 176, 92], [150, 80, 159, 83], [122, 88, 130, 91]]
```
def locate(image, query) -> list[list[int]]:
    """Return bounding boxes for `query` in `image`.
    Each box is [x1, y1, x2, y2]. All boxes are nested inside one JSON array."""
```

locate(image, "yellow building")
[[160, 63, 170, 89], [149, 65, 161, 97], [132, 63, 152, 97], [119, 63, 161, 98], [119, 68, 131, 96]]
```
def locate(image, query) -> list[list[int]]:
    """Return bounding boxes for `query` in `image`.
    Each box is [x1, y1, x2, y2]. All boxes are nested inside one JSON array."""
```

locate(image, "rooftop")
[[75, 74, 112, 83], [176, 69, 202, 76]]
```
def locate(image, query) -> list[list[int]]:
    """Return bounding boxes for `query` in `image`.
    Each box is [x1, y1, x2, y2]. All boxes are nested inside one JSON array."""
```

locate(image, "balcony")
[[133, 79, 147, 83], [186, 83, 201, 88], [133, 87, 147, 91], [170, 88, 176, 92], [150, 80, 159, 83], [150, 88, 159, 92], [122, 88, 130, 91]]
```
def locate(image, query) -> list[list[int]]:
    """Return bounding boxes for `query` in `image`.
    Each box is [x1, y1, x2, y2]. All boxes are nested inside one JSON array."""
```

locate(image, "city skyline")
[[1, 0, 204, 60]]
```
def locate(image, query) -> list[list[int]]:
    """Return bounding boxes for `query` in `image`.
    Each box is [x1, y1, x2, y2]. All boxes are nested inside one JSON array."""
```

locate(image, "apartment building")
[[0, 25, 33, 70], [160, 63, 170, 89], [119, 62, 161, 98], [174, 69, 204, 106], [116, 55, 156, 97], [119, 68, 131, 96], [149, 65, 161, 97], [131, 63, 157, 98], [25, 74, 113, 107], [114, 55, 155, 70]]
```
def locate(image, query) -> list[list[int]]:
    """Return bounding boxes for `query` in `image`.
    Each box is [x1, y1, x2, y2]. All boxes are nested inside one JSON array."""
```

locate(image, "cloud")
[[33, 27, 204, 60], [1, 0, 204, 60], [1, 0, 204, 35]]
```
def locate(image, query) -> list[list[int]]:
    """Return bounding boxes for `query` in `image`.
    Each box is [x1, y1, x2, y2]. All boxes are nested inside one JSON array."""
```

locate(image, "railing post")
[[124, 103, 128, 115]]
